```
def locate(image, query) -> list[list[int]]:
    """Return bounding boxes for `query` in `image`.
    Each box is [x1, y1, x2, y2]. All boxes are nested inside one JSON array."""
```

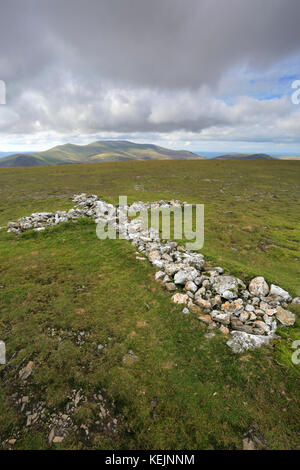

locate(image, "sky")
[[1, 0, 300, 155]]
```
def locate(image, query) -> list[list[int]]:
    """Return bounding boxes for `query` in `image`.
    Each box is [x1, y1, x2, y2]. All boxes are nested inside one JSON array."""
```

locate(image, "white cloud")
[[1, 0, 300, 152]]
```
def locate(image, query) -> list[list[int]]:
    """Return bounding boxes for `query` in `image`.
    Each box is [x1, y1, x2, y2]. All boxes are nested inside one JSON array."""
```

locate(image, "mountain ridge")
[[215, 153, 275, 160], [0, 141, 205, 167]]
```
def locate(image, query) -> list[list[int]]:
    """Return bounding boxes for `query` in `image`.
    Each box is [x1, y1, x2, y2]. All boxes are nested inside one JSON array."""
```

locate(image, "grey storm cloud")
[[1, 0, 300, 144]]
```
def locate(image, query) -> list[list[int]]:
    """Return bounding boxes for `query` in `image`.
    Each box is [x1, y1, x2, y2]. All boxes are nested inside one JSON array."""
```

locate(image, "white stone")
[[226, 331, 274, 354], [245, 304, 255, 313], [210, 310, 231, 325], [172, 293, 189, 305], [248, 277, 269, 297], [270, 284, 291, 301], [155, 271, 165, 280], [185, 280, 198, 293], [174, 267, 198, 285], [211, 275, 245, 300]]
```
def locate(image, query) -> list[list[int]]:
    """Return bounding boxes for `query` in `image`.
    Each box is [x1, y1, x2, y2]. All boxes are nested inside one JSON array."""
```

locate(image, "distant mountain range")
[[215, 153, 275, 160], [0, 141, 205, 167], [215, 153, 300, 160], [0, 143, 299, 167]]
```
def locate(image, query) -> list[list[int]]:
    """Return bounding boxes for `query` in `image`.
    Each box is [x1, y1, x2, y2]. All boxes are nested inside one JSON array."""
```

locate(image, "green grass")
[[0, 160, 299, 449]]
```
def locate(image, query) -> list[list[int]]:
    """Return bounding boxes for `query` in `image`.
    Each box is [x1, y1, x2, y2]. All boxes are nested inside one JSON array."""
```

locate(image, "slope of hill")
[[278, 156, 300, 160], [215, 153, 275, 160], [0, 141, 205, 167]]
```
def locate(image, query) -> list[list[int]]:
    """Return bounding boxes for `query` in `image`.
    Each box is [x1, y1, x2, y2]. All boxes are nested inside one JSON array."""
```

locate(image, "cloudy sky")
[[1, 0, 300, 154]]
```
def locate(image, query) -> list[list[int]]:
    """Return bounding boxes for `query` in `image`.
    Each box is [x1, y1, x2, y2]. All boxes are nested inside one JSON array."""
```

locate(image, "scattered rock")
[[242, 429, 268, 450], [204, 332, 216, 339], [122, 350, 139, 365]]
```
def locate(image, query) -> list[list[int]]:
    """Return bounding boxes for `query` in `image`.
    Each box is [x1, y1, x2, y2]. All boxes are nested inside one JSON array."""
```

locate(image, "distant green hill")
[[0, 141, 205, 167], [215, 153, 275, 160]]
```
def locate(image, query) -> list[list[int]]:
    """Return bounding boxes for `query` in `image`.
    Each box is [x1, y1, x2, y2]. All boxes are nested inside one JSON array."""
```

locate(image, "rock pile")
[[6, 194, 298, 353]]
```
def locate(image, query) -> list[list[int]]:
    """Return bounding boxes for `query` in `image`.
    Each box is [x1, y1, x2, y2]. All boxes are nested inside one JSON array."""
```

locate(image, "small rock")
[[212, 275, 245, 300], [197, 314, 212, 325], [172, 293, 189, 305], [248, 277, 269, 297], [239, 312, 249, 323], [188, 303, 201, 313], [219, 325, 229, 335], [194, 298, 211, 310], [155, 271, 165, 281], [263, 314, 272, 326], [233, 325, 253, 334], [195, 287, 206, 298], [245, 304, 255, 313], [19, 361, 34, 381], [148, 250, 161, 263], [210, 311, 231, 325], [122, 350, 139, 365], [275, 306, 296, 326], [253, 320, 270, 334], [265, 308, 276, 316], [174, 267, 198, 285], [204, 332, 216, 339], [165, 282, 177, 292], [53, 436, 64, 444], [184, 280, 198, 293], [251, 297, 260, 306], [48, 428, 56, 444], [270, 284, 291, 301], [242, 429, 268, 450], [211, 295, 222, 307]]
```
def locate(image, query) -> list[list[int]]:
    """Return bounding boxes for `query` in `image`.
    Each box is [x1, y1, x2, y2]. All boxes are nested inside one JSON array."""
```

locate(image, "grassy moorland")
[[0, 160, 299, 450]]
